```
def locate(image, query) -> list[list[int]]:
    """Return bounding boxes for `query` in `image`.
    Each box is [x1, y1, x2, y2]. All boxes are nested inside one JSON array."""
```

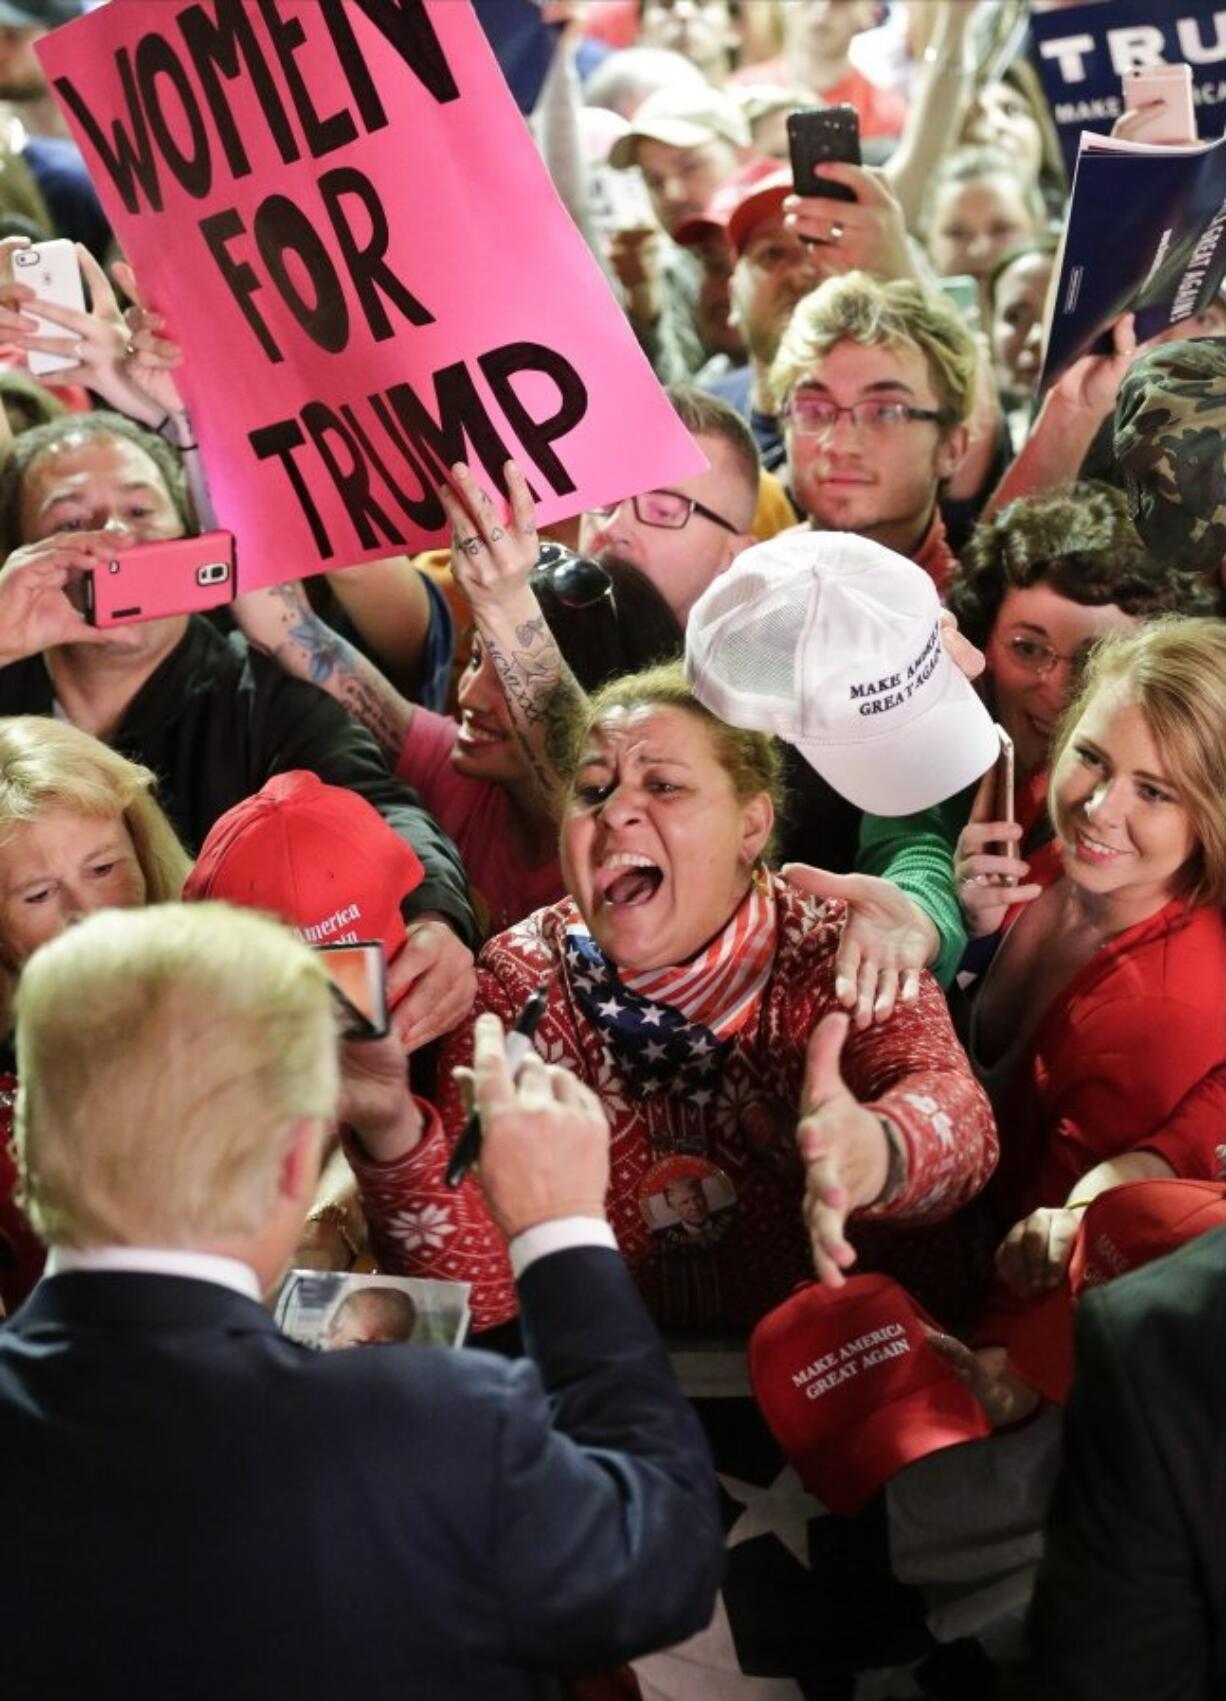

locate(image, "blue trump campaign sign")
[[1031, 0, 1226, 170]]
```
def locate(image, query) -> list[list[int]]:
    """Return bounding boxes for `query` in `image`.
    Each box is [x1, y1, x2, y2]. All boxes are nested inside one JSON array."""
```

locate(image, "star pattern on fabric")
[[565, 932, 730, 1099], [720, 1466, 816, 1570]]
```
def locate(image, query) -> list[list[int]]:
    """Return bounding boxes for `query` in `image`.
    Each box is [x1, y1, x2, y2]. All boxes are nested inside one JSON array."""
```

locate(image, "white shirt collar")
[[45, 1245, 261, 1302]]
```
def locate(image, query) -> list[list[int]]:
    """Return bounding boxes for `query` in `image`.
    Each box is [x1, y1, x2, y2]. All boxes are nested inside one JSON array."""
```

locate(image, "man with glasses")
[[579, 385, 760, 625], [687, 166, 914, 474], [769, 271, 977, 595]]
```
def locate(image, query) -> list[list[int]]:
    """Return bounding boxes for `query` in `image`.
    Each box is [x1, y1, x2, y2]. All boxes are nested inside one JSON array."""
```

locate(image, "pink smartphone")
[[83, 531, 235, 627], [1122, 63, 1197, 144]]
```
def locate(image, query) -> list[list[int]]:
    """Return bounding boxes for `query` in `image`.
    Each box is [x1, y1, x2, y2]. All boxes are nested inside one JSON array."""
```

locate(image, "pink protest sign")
[[36, 0, 706, 587]]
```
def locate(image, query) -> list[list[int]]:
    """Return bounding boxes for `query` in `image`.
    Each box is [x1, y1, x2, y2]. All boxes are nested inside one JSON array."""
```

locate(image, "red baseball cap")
[[673, 155, 784, 249], [183, 771, 424, 961], [1007, 1179, 1226, 1405], [749, 1274, 991, 1517], [725, 169, 796, 258]]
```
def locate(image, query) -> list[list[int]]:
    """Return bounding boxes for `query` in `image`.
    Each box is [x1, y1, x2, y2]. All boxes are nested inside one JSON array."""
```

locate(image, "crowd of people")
[[1, 2, 1225, 1698]]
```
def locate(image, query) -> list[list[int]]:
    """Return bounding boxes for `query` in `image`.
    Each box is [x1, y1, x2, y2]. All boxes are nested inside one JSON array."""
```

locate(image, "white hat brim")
[[792, 670, 1000, 818]]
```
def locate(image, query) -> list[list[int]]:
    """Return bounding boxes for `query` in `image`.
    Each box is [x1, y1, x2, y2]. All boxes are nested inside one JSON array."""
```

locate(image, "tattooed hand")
[[439, 459, 582, 820], [440, 460, 539, 611]]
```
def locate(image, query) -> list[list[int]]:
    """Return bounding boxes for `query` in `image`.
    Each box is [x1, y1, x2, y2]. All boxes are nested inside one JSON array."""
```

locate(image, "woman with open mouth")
[[346, 646, 998, 1337]]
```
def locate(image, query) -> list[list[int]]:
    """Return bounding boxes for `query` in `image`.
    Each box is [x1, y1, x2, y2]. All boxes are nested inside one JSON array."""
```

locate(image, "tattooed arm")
[[440, 461, 585, 820], [231, 580, 411, 764], [481, 606, 585, 820], [323, 555, 436, 696]]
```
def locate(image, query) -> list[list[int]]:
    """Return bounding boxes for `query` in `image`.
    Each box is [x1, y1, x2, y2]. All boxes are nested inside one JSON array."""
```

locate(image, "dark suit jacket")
[[1028, 1226, 1226, 1700], [0, 1247, 722, 1701]]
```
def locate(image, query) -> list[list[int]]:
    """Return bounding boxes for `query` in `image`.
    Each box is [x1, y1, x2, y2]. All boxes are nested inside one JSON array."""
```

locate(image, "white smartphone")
[[12, 239, 86, 377], [1122, 62, 1197, 145], [589, 163, 657, 236]]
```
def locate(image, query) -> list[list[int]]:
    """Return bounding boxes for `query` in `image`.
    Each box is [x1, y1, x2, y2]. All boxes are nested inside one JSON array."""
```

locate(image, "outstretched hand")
[[387, 915, 477, 1053], [337, 1029, 422, 1165], [797, 1013, 891, 1287], [785, 864, 939, 1027], [111, 258, 186, 421]]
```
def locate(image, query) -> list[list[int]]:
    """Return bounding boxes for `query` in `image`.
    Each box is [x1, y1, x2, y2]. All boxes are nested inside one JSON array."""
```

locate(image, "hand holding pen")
[[453, 1009, 611, 1244], [446, 986, 549, 1188]]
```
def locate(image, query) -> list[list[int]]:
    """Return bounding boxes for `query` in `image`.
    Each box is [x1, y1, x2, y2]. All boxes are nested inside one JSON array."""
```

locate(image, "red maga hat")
[[749, 1274, 990, 1517], [1007, 1178, 1226, 1406], [673, 156, 786, 249], [183, 771, 423, 961]]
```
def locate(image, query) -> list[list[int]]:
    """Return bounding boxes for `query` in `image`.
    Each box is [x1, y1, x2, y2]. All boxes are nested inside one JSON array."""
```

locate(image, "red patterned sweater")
[[349, 879, 997, 1334]]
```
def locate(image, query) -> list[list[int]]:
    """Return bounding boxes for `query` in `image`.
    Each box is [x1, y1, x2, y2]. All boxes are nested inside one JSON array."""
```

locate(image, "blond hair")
[[0, 717, 192, 1015], [767, 270, 978, 424], [15, 903, 339, 1248], [1050, 618, 1226, 909]]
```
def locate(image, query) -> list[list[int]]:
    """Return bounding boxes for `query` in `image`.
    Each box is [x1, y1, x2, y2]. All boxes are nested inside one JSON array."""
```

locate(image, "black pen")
[[445, 985, 549, 1188]]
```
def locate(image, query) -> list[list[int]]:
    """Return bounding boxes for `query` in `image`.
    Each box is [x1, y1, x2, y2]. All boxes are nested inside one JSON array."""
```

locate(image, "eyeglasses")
[[587, 490, 741, 535], [532, 544, 615, 611], [782, 396, 947, 437], [1001, 632, 1094, 680]]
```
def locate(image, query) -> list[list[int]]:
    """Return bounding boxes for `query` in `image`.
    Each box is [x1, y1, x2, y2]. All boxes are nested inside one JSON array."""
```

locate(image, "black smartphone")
[[316, 942, 390, 1041], [786, 105, 861, 203]]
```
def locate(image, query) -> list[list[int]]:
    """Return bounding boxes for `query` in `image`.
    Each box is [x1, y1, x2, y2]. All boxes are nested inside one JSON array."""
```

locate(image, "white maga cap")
[[685, 531, 999, 816]]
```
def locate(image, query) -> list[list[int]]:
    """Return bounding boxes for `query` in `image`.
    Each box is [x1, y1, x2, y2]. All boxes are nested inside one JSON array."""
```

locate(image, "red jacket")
[[990, 846, 1226, 1224]]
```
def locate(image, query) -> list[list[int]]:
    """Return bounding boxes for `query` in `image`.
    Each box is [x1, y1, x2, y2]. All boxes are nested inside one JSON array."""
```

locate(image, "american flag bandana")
[[563, 868, 777, 1099]]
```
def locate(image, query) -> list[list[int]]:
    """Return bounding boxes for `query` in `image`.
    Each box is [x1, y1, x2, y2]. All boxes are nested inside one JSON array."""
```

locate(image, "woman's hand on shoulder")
[[784, 863, 938, 1026]]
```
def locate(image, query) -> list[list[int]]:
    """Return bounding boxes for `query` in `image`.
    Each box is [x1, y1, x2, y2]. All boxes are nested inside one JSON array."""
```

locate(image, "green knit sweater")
[[855, 784, 977, 988]]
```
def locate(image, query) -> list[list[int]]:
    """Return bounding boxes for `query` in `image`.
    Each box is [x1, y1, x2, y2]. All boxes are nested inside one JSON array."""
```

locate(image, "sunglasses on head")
[[532, 544, 615, 612]]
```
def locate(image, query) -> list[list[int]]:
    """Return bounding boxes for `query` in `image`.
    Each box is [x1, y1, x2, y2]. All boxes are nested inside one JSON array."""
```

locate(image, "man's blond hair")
[[15, 903, 339, 1248], [767, 270, 978, 424]]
